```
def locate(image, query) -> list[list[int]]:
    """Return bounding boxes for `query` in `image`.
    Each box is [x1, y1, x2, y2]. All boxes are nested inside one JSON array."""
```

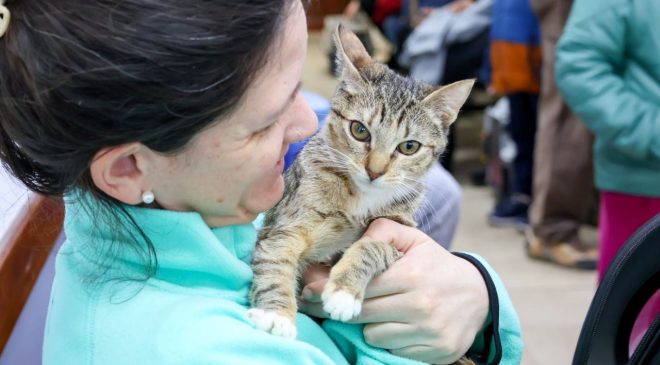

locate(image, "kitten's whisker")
[[389, 184, 432, 233], [415, 196, 435, 236], [396, 180, 440, 236], [322, 146, 363, 171], [308, 152, 356, 172], [400, 177, 454, 228], [396, 180, 424, 197], [311, 162, 352, 171]]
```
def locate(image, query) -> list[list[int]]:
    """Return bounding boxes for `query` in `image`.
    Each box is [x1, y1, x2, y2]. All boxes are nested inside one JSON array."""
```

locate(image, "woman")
[[0, 1, 521, 364], [556, 0, 660, 350]]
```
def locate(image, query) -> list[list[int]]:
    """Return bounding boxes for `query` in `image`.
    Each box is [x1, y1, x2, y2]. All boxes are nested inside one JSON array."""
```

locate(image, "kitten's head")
[[325, 25, 473, 190]]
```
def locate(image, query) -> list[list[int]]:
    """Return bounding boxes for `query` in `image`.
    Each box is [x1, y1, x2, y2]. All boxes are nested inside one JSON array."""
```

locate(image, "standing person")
[[556, 0, 660, 349], [0, 1, 522, 364], [524, 0, 598, 269], [487, 0, 542, 230], [343, 0, 402, 28]]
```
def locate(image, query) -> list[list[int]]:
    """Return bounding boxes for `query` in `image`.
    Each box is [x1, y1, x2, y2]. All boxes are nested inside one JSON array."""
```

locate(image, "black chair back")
[[573, 214, 660, 365]]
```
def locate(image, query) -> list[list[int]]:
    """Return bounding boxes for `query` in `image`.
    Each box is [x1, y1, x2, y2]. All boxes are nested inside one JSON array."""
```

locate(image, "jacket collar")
[[62, 192, 257, 303]]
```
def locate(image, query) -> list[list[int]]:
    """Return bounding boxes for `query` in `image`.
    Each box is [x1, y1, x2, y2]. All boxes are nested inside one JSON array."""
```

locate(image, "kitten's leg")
[[248, 231, 308, 339], [322, 236, 402, 321]]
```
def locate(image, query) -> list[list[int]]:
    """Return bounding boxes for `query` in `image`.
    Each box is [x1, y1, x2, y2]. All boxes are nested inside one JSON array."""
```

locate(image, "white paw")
[[322, 290, 362, 322], [246, 308, 297, 339]]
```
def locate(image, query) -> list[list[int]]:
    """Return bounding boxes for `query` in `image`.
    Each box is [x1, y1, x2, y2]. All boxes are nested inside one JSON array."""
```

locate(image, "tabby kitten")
[[248, 25, 474, 363]]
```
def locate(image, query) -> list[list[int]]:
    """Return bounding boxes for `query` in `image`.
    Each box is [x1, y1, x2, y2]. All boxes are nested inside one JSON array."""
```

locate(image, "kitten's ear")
[[421, 79, 475, 127], [333, 24, 373, 85]]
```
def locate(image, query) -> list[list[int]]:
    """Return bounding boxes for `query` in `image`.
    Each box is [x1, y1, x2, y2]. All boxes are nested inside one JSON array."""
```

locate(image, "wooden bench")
[[0, 173, 64, 354]]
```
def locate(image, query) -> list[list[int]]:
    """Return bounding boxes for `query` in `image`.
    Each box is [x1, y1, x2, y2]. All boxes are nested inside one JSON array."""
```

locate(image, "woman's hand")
[[448, 0, 475, 13], [411, 7, 435, 27], [299, 218, 489, 364], [343, 0, 361, 20]]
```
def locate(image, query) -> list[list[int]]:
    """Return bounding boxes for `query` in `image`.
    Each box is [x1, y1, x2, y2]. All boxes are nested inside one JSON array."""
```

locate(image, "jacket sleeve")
[[555, 0, 660, 161], [453, 253, 524, 365]]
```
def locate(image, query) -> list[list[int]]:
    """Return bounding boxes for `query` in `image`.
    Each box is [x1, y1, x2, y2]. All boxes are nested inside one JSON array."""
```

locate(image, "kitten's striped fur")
[[248, 25, 475, 364]]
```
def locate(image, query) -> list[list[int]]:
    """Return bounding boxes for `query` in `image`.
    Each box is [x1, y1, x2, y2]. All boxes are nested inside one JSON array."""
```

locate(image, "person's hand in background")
[[343, 0, 362, 20], [411, 6, 435, 27], [448, 0, 475, 13]]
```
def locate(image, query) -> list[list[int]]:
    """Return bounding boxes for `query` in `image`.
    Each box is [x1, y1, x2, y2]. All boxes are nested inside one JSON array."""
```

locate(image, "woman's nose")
[[283, 93, 319, 144]]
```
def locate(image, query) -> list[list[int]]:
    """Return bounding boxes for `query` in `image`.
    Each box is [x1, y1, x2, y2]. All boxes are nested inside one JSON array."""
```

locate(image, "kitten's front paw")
[[322, 287, 362, 322], [246, 308, 297, 339]]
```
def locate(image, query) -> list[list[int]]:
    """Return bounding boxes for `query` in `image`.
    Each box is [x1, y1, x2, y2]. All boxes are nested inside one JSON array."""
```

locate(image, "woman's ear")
[[90, 143, 152, 205]]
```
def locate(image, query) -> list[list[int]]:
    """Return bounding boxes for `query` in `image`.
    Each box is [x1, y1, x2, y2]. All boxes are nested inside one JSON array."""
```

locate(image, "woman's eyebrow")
[[266, 81, 302, 122]]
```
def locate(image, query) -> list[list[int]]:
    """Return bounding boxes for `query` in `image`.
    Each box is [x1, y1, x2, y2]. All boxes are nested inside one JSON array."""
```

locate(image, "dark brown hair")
[[0, 0, 295, 280]]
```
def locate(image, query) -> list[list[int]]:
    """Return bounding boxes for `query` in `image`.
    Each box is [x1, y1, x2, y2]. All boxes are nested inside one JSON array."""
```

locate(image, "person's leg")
[[525, 3, 598, 268], [507, 92, 537, 198], [381, 15, 401, 45], [598, 192, 660, 279], [529, 95, 595, 243], [599, 192, 660, 351], [599, 192, 637, 279], [529, 0, 595, 245], [488, 93, 537, 231], [413, 161, 462, 249]]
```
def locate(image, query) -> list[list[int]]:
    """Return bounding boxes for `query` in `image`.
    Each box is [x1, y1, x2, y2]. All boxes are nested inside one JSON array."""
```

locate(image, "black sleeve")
[[452, 252, 503, 365], [360, 0, 377, 17]]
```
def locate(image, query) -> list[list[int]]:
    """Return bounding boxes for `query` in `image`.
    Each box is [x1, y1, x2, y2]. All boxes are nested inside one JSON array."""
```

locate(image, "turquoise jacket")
[[43, 195, 523, 364], [556, 0, 660, 197]]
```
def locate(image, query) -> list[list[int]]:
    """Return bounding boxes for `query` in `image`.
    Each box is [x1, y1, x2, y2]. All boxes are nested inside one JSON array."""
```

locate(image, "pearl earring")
[[141, 191, 155, 204]]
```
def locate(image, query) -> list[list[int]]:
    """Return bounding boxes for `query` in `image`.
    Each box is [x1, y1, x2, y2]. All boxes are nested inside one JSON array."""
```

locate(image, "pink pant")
[[599, 191, 660, 353]]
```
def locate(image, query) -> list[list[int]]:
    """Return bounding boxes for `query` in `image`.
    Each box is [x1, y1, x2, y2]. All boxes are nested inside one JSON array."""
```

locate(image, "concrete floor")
[[303, 32, 598, 365]]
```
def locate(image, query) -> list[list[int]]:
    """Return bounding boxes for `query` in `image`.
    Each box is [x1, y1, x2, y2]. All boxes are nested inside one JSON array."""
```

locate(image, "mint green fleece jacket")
[[42, 196, 522, 364], [556, 0, 660, 197]]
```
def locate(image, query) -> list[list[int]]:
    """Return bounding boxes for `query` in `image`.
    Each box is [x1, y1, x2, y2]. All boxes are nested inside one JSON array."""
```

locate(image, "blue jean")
[[507, 92, 538, 197]]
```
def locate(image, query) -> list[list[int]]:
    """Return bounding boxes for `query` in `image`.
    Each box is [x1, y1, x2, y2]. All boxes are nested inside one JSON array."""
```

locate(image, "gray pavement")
[[454, 185, 596, 365]]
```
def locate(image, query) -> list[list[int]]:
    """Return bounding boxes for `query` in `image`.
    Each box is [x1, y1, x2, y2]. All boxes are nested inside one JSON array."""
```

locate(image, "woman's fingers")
[[300, 262, 331, 303], [362, 248, 422, 297], [299, 292, 423, 324], [300, 264, 409, 304], [363, 322, 424, 349], [391, 345, 461, 365], [363, 218, 431, 254], [302, 262, 331, 285], [300, 278, 327, 303]]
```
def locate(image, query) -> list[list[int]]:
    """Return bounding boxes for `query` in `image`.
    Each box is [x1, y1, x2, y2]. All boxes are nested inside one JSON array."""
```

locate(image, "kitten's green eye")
[[397, 140, 421, 155], [350, 121, 370, 142]]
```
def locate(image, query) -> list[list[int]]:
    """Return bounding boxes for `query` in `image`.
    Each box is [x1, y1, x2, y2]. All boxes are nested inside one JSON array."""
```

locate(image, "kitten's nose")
[[366, 168, 385, 181]]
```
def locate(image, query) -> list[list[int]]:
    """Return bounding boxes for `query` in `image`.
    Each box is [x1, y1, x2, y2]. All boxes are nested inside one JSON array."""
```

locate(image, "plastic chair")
[[572, 214, 660, 365]]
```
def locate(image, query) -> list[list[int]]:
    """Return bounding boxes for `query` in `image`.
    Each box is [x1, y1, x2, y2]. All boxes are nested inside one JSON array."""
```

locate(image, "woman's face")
[[150, 1, 317, 226]]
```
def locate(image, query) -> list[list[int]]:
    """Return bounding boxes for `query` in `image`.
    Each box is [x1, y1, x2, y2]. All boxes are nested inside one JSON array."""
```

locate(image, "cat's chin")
[[353, 175, 387, 190]]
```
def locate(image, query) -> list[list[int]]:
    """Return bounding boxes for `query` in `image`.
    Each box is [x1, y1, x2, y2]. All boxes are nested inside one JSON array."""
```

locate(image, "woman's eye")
[[397, 140, 421, 155], [350, 121, 370, 142], [255, 122, 275, 135]]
